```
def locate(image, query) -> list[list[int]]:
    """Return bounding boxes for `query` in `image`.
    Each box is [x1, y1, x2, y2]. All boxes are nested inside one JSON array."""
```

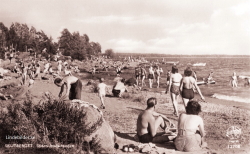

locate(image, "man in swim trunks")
[[54, 76, 82, 100], [155, 66, 163, 88], [97, 78, 109, 109], [148, 66, 155, 88], [140, 66, 147, 87], [135, 66, 141, 86], [136, 97, 176, 143]]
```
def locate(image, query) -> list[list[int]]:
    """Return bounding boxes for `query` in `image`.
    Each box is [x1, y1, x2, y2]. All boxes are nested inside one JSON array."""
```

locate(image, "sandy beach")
[[0, 57, 249, 154]]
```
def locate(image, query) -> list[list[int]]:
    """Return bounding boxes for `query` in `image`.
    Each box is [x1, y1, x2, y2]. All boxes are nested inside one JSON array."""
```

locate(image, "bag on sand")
[[70, 100, 115, 153]]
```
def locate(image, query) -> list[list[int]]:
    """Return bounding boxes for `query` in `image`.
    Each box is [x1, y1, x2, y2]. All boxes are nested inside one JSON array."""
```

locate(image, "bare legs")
[[153, 116, 176, 143], [156, 76, 160, 88], [99, 94, 105, 109], [182, 98, 189, 108], [141, 76, 146, 87], [149, 79, 153, 88], [170, 92, 179, 116]]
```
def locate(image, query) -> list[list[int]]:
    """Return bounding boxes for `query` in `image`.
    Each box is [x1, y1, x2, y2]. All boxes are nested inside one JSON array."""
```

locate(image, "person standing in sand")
[[155, 66, 163, 88], [180, 67, 205, 107], [135, 66, 141, 86], [166, 66, 182, 117], [97, 78, 109, 109], [57, 60, 62, 74], [148, 66, 155, 88], [136, 97, 176, 143], [231, 72, 238, 87], [140, 65, 147, 87], [174, 100, 207, 152], [54, 76, 82, 100]]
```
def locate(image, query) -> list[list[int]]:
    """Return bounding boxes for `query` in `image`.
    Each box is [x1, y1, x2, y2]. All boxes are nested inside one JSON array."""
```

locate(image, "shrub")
[[0, 94, 109, 153]]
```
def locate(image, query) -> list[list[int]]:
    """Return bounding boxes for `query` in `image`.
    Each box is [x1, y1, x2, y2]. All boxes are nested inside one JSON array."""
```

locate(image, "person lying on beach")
[[174, 100, 207, 152], [97, 78, 109, 109], [136, 97, 176, 143], [112, 78, 128, 97], [54, 76, 82, 100]]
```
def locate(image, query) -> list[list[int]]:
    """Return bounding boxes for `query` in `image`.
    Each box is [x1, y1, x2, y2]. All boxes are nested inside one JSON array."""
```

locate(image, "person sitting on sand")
[[136, 97, 176, 143], [180, 67, 205, 107], [174, 100, 207, 152], [112, 78, 128, 97], [97, 78, 109, 109], [166, 66, 182, 117], [231, 72, 238, 87], [54, 76, 82, 100]]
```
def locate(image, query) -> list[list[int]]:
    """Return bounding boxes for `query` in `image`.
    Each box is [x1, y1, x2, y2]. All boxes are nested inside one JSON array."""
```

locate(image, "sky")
[[0, 0, 249, 55]]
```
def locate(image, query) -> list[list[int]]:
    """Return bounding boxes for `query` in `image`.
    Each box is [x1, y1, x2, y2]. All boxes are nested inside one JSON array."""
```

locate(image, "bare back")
[[137, 110, 154, 136], [178, 113, 204, 136], [182, 76, 196, 89]]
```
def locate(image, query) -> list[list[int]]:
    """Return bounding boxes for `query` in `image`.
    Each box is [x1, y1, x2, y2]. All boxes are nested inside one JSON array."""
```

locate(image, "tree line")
[[0, 22, 115, 60]]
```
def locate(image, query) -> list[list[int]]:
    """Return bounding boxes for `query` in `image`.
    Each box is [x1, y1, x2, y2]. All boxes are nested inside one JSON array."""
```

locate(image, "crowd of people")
[[2, 52, 246, 153]]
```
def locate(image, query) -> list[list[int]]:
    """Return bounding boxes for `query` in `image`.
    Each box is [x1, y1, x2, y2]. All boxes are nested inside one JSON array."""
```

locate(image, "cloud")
[[0, 0, 249, 55]]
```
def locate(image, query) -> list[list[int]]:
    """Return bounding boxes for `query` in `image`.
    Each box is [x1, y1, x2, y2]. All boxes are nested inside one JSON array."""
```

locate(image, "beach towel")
[[69, 79, 82, 100]]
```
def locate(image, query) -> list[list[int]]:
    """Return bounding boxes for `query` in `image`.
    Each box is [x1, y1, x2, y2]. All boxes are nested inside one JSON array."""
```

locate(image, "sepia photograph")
[[0, 0, 249, 153]]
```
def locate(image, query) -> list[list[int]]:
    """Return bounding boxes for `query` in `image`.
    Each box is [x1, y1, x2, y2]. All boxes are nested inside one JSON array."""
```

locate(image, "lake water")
[[146, 56, 250, 104]]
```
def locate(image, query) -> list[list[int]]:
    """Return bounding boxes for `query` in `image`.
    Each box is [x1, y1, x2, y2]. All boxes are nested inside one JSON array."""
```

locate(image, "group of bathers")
[[169, 85, 194, 100]]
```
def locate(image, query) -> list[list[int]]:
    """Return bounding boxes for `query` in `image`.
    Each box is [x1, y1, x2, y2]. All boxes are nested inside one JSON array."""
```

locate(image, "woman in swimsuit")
[[174, 100, 207, 152], [167, 66, 182, 117], [180, 67, 205, 107]]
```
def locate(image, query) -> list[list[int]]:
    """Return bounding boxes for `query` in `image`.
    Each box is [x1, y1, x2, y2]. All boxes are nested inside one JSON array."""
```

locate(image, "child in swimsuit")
[[97, 78, 108, 109]]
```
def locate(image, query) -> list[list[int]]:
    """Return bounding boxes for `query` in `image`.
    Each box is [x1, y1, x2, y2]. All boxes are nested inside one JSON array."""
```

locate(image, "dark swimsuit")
[[182, 88, 194, 99], [148, 74, 154, 79], [138, 133, 153, 143], [69, 79, 82, 100]]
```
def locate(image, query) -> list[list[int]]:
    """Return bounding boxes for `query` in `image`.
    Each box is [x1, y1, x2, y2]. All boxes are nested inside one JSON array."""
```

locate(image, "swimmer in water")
[[231, 72, 238, 87]]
